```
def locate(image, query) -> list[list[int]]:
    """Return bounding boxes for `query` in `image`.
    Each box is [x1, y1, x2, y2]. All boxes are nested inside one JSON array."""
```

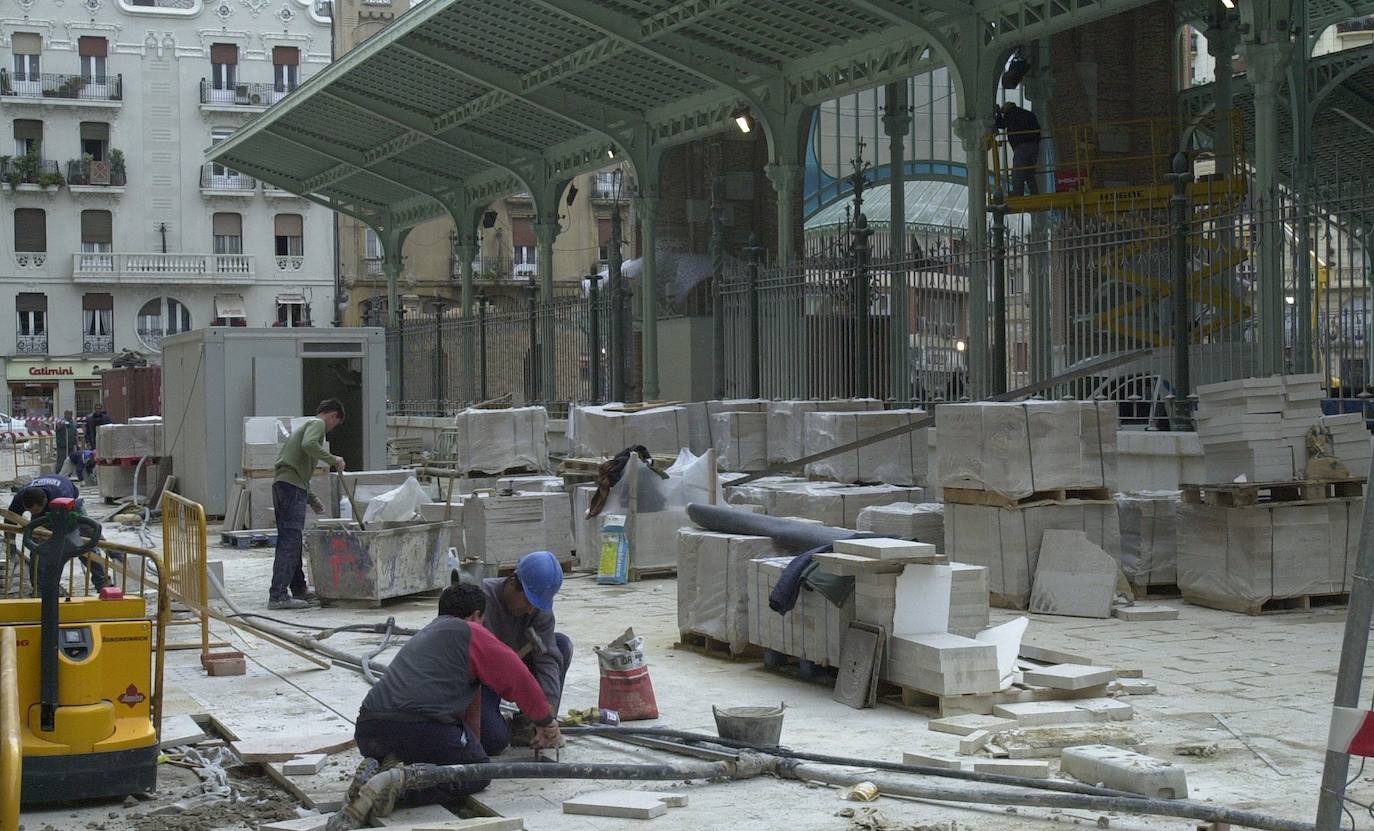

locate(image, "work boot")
[[292, 588, 319, 603], [346, 756, 381, 803], [268, 597, 311, 610]]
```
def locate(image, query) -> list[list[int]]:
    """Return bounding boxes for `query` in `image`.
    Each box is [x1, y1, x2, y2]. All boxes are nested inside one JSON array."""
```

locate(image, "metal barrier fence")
[[386, 290, 612, 415], [161, 492, 211, 661]]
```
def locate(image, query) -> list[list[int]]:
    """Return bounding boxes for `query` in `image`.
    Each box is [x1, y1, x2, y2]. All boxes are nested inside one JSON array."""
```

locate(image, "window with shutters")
[[272, 46, 299, 94], [137, 297, 191, 351], [14, 209, 46, 252], [210, 43, 237, 94], [16, 293, 47, 353], [82, 293, 114, 353], [274, 213, 304, 257], [78, 37, 108, 82], [513, 245, 537, 275], [11, 33, 40, 83], [363, 227, 382, 275], [80, 210, 114, 270], [213, 212, 243, 254], [13, 119, 42, 158], [80, 122, 110, 161]]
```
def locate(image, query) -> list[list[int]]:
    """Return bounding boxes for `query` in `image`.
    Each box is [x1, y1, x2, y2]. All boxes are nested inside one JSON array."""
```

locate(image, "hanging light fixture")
[[732, 104, 751, 133]]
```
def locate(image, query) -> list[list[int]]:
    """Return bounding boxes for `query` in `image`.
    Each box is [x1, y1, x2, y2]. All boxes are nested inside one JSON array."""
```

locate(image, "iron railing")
[[84, 334, 114, 353], [0, 70, 122, 101], [66, 158, 127, 187], [199, 79, 296, 106], [200, 164, 255, 191], [2, 158, 60, 186], [15, 334, 47, 355]]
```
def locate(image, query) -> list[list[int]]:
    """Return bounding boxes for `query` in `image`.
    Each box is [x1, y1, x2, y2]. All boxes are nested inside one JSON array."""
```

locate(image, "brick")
[[959, 730, 992, 755], [1113, 605, 1180, 621], [1022, 664, 1117, 690], [282, 754, 327, 776], [972, 760, 1052, 779], [902, 751, 963, 770], [1060, 744, 1189, 799], [928, 714, 1018, 737]]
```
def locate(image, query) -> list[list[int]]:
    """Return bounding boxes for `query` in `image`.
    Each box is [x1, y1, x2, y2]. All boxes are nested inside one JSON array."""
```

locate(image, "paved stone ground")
[[16, 515, 1374, 830]]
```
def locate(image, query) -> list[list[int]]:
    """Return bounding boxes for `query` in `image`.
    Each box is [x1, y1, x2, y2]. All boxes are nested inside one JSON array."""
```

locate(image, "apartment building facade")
[[0, 0, 333, 417]]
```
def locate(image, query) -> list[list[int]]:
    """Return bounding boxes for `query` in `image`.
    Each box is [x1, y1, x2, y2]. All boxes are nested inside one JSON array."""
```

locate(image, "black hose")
[[560, 725, 1138, 799]]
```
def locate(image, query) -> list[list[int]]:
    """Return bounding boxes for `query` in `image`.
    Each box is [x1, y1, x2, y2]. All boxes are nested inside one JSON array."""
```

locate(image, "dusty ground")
[[12, 477, 1374, 830]]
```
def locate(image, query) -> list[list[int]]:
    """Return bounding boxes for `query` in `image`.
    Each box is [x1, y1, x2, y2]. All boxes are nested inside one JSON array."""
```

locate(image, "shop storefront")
[[4, 359, 110, 419]]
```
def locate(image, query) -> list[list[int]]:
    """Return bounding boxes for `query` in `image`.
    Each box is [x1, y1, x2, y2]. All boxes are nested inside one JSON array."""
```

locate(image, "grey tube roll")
[[686, 503, 857, 553]]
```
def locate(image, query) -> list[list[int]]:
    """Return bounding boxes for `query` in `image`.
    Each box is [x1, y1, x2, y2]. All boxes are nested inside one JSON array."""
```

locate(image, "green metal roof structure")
[[208, 0, 1374, 399]]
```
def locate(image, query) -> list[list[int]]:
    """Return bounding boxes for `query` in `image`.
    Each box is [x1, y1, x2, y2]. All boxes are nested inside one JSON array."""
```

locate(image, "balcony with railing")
[[0, 70, 123, 103], [83, 334, 114, 354], [73, 252, 256, 284], [66, 156, 127, 189], [200, 163, 256, 195], [199, 79, 297, 109], [15, 334, 47, 355], [2, 157, 61, 188], [363, 257, 384, 276]]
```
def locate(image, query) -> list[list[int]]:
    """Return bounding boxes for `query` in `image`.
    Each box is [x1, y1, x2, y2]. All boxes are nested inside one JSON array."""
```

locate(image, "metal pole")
[[853, 216, 873, 400], [884, 80, 912, 402], [588, 270, 602, 404], [710, 175, 726, 398], [1315, 452, 1374, 830], [396, 306, 406, 411], [478, 297, 489, 402], [526, 278, 539, 404], [748, 233, 763, 398], [609, 199, 627, 402], [989, 191, 1008, 396], [1168, 152, 1194, 431], [433, 309, 444, 415]]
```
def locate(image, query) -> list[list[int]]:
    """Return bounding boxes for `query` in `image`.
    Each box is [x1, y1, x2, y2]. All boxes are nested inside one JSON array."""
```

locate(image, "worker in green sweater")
[[269, 398, 347, 610]]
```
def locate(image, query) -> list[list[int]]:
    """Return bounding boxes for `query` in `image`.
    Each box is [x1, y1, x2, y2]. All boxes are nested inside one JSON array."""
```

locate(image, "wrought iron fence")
[[383, 176, 1374, 421], [384, 290, 612, 415]]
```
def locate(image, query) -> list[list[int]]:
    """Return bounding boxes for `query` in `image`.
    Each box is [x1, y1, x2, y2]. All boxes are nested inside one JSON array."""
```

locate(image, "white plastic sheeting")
[[803, 409, 928, 486], [452, 406, 548, 474]]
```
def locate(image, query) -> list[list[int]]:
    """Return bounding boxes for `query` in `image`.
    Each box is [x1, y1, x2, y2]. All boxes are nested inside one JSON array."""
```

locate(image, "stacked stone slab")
[[677, 529, 788, 652], [853, 563, 989, 639], [724, 478, 922, 529], [887, 633, 1000, 696], [570, 404, 690, 457], [97, 422, 163, 460], [1115, 491, 1181, 590], [803, 409, 928, 486], [451, 406, 548, 474], [856, 502, 944, 553], [1320, 413, 1373, 475], [1115, 431, 1204, 491], [944, 499, 1120, 608], [683, 399, 768, 455], [936, 401, 1118, 499], [462, 492, 572, 569], [747, 556, 853, 666], [711, 411, 769, 472], [766, 399, 882, 464], [1194, 374, 1324, 482], [1177, 496, 1361, 610]]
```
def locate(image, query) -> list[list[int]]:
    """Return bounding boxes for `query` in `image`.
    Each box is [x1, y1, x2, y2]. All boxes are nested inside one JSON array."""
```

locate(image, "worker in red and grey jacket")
[[354, 583, 561, 806]]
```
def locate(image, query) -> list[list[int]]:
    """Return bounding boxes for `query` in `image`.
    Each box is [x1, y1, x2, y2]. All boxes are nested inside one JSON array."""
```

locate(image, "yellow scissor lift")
[[989, 113, 1252, 346]]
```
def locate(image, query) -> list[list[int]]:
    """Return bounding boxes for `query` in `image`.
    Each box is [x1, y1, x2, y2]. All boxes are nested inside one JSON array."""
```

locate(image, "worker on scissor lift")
[[995, 101, 1042, 197]]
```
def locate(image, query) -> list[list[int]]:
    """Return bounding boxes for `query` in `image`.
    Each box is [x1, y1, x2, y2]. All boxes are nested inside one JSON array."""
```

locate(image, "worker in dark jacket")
[[477, 550, 570, 756], [353, 583, 560, 806], [54, 411, 78, 476], [8, 474, 109, 589], [994, 101, 1042, 196], [84, 408, 111, 455]]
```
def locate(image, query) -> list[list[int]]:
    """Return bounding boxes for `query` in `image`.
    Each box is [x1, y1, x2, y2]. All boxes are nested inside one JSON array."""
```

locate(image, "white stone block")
[[972, 760, 1051, 778], [902, 751, 963, 770], [1029, 531, 1119, 619], [1060, 744, 1189, 799], [834, 537, 939, 561], [1021, 664, 1117, 690], [928, 714, 1018, 736], [1112, 604, 1179, 621], [283, 754, 327, 775]]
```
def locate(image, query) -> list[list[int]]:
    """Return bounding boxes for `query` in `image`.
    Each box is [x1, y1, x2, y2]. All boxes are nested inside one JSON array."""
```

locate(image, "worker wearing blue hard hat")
[[476, 550, 570, 756]]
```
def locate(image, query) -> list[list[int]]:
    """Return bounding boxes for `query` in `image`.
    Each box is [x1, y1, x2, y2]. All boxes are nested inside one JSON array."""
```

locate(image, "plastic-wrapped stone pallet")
[[803, 409, 928, 486], [678, 529, 788, 653], [943, 499, 1121, 608], [1115, 491, 1180, 589], [569, 404, 690, 458], [683, 399, 768, 455], [856, 502, 944, 554], [462, 492, 572, 569], [711, 411, 769, 472], [1320, 413, 1373, 475], [1177, 497, 1360, 610], [1195, 374, 1324, 482], [768, 483, 924, 529], [766, 399, 882, 464], [936, 401, 1117, 499], [242, 416, 315, 471], [451, 406, 548, 474], [96, 422, 164, 460], [747, 556, 853, 666], [724, 476, 813, 514]]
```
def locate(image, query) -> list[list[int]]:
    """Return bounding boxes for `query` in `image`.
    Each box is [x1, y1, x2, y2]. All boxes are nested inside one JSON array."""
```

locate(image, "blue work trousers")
[[479, 632, 572, 757], [269, 481, 309, 601], [355, 718, 489, 805]]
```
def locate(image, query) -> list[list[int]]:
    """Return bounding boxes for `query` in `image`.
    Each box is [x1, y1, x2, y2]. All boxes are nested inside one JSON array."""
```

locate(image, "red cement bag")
[[594, 627, 659, 721]]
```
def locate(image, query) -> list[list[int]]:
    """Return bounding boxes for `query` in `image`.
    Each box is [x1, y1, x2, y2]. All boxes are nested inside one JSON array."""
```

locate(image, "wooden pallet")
[[628, 565, 676, 582], [942, 486, 1113, 508], [1180, 478, 1365, 508], [492, 558, 574, 578], [220, 529, 278, 549], [990, 591, 1030, 611], [1183, 591, 1349, 615], [675, 630, 761, 662], [761, 648, 838, 682]]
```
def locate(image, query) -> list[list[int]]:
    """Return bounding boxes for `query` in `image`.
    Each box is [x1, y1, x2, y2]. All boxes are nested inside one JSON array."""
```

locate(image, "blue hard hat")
[[516, 550, 563, 612]]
